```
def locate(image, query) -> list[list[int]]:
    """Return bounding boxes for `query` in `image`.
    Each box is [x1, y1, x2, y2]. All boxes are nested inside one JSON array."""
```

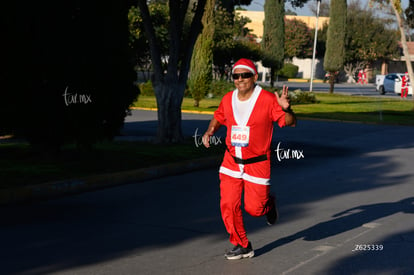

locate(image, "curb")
[[287, 79, 324, 83], [130, 107, 215, 115], [0, 155, 222, 206], [132, 108, 412, 127]]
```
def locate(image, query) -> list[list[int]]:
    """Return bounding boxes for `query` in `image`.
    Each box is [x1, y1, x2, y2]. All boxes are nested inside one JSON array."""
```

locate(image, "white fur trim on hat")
[[232, 58, 258, 74], [232, 64, 256, 74]]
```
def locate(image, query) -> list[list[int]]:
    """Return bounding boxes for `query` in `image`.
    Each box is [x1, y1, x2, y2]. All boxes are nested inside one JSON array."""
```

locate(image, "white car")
[[376, 73, 413, 95]]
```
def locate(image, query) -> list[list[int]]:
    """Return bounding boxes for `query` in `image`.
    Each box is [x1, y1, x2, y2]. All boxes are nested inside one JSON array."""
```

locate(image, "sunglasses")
[[232, 72, 254, 80]]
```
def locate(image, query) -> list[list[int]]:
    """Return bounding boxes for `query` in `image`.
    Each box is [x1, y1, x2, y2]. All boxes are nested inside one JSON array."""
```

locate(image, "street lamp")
[[310, 0, 321, 92]]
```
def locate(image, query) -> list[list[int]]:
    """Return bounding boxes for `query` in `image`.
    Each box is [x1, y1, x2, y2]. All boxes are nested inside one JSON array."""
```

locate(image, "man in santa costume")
[[401, 72, 409, 98], [357, 69, 363, 84], [362, 69, 368, 84], [202, 58, 296, 260]]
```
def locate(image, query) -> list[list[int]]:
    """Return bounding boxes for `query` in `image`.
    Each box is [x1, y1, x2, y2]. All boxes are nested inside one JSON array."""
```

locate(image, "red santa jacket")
[[214, 85, 286, 185]]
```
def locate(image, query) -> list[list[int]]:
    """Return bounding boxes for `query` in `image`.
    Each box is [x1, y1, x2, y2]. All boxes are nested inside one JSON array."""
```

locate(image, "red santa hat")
[[232, 58, 258, 75]]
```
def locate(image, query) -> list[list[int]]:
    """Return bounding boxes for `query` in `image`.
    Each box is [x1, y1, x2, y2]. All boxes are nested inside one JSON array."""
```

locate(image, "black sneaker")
[[224, 242, 254, 260], [266, 195, 278, 225]]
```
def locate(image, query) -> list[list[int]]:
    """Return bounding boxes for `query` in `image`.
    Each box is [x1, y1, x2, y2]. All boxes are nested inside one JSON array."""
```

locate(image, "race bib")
[[231, 125, 250, 147]]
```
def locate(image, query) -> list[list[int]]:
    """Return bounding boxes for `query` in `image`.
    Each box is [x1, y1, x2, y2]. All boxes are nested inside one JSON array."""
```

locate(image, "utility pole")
[[310, 0, 321, 92]]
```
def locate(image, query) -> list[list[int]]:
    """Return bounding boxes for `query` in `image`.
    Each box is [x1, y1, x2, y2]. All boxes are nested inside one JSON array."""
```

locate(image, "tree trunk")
[[154, 79, 185, 143], [390, 1, 414, 109], [381, 60, 388, 75], [137, 0, 207, 143], [270, 67, 275, 88], [194, 99, 200, 107], [329, 73, 335, 94]]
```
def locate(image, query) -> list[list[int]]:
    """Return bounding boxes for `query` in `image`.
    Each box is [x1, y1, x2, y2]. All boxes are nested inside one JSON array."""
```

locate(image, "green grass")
[[133, 95, 219, 112], [133, 93, 414, 125], [294, 93, 414, 125]]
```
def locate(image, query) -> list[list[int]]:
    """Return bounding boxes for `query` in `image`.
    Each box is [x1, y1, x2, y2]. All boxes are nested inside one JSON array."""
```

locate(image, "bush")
[[2, 1, 139, 153], [138, 81, 155, 96], [291, 90, 319, 104], [278, 63, 299, 78], [209, 80, 235, 97], [265, 87, 319, 105]]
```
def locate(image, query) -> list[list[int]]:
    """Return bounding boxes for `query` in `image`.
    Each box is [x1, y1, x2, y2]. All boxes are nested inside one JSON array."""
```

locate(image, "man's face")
[[233, 68, 258, 94]]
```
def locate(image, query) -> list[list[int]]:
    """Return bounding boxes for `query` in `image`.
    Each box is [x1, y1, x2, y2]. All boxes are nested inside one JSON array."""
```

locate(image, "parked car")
[[376, 73, 413, 95]]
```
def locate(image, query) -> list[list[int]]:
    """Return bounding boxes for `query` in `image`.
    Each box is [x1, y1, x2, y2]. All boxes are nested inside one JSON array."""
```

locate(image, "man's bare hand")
[[202, 132, 211, 148], [274, 85, 290, 110], [202, 118, 221, 148]]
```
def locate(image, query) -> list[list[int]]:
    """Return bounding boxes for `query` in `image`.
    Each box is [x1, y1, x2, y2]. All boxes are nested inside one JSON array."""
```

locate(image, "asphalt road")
[[270, 80, 414, 99], [273, 81, 393, 97], [1, 111, 414, 274]]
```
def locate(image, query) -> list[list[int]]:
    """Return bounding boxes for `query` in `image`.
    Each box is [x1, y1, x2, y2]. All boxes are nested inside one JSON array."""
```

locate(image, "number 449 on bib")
[[231, 125, 250, 147]]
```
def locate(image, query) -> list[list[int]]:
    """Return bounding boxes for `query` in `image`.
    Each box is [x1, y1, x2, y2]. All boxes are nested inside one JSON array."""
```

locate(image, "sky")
[[242, 0, 410, 16]]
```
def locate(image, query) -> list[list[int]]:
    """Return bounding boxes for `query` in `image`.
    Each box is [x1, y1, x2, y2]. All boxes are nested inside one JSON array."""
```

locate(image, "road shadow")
[[0, 169, 225, 274], [323, 228, 414, 274], [256, 197, 414, 256], [119, 118, 226, 142], [1, 115, 414, 274]]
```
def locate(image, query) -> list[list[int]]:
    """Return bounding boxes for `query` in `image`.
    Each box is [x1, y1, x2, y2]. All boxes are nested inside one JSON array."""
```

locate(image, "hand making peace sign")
[[274, 85, 290, 111]]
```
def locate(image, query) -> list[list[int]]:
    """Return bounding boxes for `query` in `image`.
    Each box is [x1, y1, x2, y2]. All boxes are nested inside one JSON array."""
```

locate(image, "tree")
[[211, 5, 236, 78], [323, 0, 347, 93], [346, 1, 399, 62], [284, 18, 313, 59], [343, 1, 399, 82], [309, 0, 330, 16], [137, 0, 207, 143], [371, 0, 414, 108], [199, 1, 255, 80], [219, 0, 252, 14], [1, 0, 138, 153], [262, 0, 285, 87], [189, 0, 215, 107], [315, 22, 329, 58], [212, 5, 261, 79], [404, 1, 414, 41], [128, 3, 170, 81], [285, 9, 298, 15], [192, 0, 261, 84], [390, 1, 414, 107], [405, 0, 414, 39]]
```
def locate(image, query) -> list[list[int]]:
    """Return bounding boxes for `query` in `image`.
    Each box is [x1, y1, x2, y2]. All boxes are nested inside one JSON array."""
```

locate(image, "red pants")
[[220, 173, 271, 248], [401, 88, 408, 98]]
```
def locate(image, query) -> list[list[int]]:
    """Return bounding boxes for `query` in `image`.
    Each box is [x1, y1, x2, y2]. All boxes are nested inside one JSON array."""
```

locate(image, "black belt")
[[226, 147, 267, 164]]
